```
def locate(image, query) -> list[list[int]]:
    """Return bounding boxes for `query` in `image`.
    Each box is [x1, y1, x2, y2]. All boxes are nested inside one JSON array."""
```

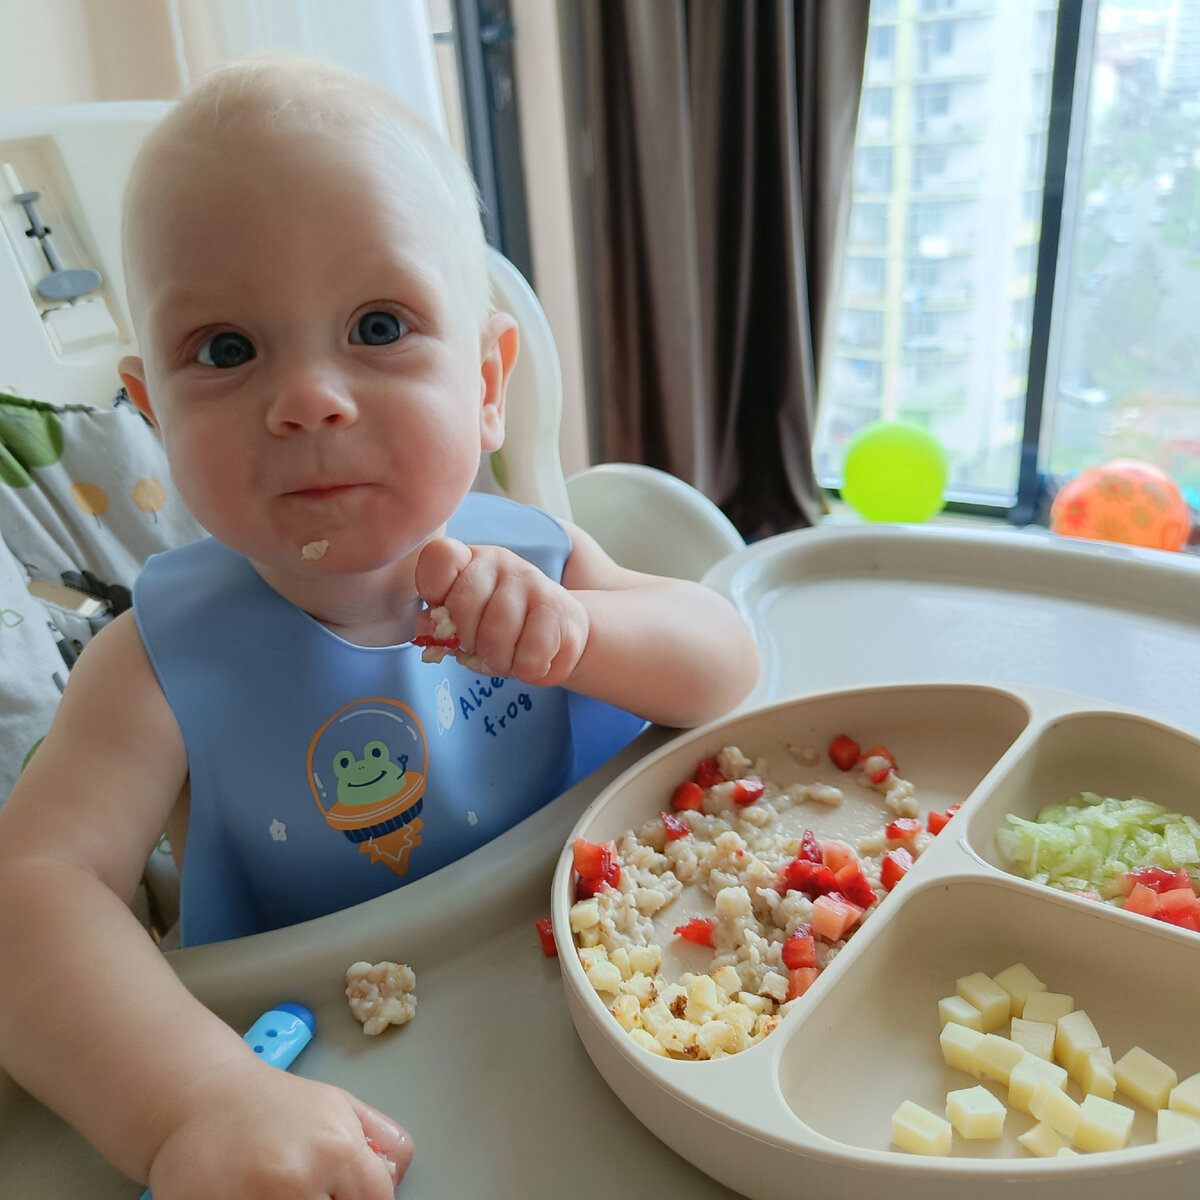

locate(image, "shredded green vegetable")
[[996, 792, 1200, 901]]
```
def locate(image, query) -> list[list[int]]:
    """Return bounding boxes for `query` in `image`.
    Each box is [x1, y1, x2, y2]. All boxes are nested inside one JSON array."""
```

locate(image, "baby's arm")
[[0, 614, 409, 1198], [414, 523, 758, 728]]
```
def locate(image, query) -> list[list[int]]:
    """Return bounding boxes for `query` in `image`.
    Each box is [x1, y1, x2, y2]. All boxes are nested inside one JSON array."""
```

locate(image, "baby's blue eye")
[[352, 311, 405, 346], [197, 332, 255, 369]]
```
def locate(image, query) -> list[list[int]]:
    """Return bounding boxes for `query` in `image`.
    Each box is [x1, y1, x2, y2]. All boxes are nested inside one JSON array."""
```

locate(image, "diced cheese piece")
[[1030, 1080, 1083, 1139], [628, 1028, 667, 1056], [569, 898, 601, 931], [940, 1021, 985, 1077], [992, 962, 1047, 1018], [891, 1100, 952, 1156], [955, 972, 1011, 1032], [611, 993, 642, 1032], [1078, 1047, 1116, 1100], [585, 958, 622, 993], [1009, 1055, 1069, 1115], [1010, 1017, 1056, 1061], [1114, 1045, 1178, 1111], [1157, 1108, 1200, 1143], [1017, 1120, 1066, 1157], [1170, 1071, 1200, 1116], [945, 1085, 1006, 1139], [1073, 1094, 1134, 1152], [1055, 1009, 1102, 1078], [974, 1033, 1025, 1085], [1056, 1147, 1080, 1156], [1022, 990, 1074, 1025], [938, 994, 983, 1031], [710, 964, 742, 999]]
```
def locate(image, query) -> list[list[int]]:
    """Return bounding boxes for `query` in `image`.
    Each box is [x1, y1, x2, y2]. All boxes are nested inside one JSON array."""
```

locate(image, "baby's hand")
[[146, 1060, 410, 1199], [414, 537, 589, 687]]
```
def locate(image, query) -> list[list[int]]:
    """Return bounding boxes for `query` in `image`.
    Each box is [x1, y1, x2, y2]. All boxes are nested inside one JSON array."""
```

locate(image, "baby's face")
[[123, 127, 502, 580]]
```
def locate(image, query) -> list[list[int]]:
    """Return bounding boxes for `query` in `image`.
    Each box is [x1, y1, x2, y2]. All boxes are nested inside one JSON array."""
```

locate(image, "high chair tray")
[[3, 522, 1200, 1199]]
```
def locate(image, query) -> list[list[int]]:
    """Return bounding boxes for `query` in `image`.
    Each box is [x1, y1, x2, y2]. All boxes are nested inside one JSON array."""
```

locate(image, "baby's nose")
[[267, 363, 358, 433]]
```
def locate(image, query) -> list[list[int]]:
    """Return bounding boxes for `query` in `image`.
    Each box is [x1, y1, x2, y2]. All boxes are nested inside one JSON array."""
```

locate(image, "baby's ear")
[[118, 356, 157, 427], [479, 312, 518, 453]]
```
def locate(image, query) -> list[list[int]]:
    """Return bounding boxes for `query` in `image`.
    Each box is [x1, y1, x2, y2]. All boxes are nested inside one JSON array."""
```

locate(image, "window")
[[856, 145, 893, 191], [817, 0, 1200, 517]]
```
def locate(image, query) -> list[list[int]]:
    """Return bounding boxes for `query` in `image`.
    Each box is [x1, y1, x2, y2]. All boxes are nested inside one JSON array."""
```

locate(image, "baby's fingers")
[[414, 537, 473, 608], [351, 1097, 413, 1188]]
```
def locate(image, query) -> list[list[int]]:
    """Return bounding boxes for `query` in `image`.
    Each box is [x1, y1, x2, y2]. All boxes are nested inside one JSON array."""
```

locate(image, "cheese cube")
[[1170, 1071, 1200, 1116], [1157, 1109, 1200, 1143], [891, 1100, 952, 1156], [1078, 1046, 1116, 1100], [1010, 1017, 1056, 1061], [940, 1021, 985, 1077], [1073, 1094, 1134, 1152], [1030, 1080, 1083, 1139], [1022, 990, 1074, 1025], [955, 972, 1012, 1032], [992, 962, 1047, 1017], [974, 1034, 1025, 1085], [1114, 1046, 1178, 1111], [938, 994, 983, 1031], [1018, 1120, 1066, 1157], [628, 1028, 668, 1056], [1057, 1147, 1080, 1156], [946, 1085, 1007, 1139], [1009, 1055, 1069, 1115], [1055, 1009, 1102, 1077]]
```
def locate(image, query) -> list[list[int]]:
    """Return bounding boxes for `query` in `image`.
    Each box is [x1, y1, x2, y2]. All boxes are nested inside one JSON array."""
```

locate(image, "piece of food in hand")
[[300, 539, 329, 561], [365, 1137, 399, 1180], [413, 606, 487, 670], [345, 960, 417, 1036]]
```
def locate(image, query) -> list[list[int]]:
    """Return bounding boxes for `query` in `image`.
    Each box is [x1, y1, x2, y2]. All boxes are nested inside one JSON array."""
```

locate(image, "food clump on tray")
[[996, 793, 1200, 932], [569, 733, 964, 1060], [345, 960, 417, 1036]]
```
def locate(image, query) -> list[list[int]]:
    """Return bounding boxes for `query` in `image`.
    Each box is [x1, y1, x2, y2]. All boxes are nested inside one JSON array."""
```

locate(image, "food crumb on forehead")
[[301, 540, 329, 561]]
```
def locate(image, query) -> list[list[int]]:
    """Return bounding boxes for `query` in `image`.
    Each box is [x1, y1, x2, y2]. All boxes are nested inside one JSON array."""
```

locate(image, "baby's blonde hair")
[[123, 52, 492, 325]]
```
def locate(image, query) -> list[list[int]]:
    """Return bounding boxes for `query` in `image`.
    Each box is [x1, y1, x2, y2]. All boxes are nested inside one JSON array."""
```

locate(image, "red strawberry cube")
[[694, 756, 726, 788], [833, 861, 877, 908], [1123, 881, 1162, 918], [777, 858, 838, 898], [535, 916, 557, 956], [798, 828, 823, 863], [781, 928, 817, 970], [859, 744, 898, 771], [828, 734, 861, 772], [786, 966, 820, 1001], [660, 810, 691, 840], [730, 778, 765, 806], [811, 892, 864, 942], [885, 818, 921, 841], [674, 916, 716, 946], [880, 847, 914, 891], [573, 837, 617, 881], [819, 840, 857, 874], [671, 780, 705, 811]]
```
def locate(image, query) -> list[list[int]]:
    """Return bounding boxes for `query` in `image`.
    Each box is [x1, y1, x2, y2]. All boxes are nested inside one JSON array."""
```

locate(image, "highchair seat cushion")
[[0, 389, 204, 804]]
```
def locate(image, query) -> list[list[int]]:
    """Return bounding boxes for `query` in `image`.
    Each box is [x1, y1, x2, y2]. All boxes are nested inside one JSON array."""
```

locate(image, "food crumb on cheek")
[[301, 539, 330, 561]]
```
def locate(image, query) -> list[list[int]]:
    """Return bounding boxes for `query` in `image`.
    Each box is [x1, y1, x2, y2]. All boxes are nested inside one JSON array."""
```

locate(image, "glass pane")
[[815, 0, 1059, 506], [1041, 0, 1200, 507]]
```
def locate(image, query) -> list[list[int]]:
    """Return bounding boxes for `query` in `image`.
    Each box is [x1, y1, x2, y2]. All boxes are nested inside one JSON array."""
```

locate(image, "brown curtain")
[[580, 0, 869, 540]]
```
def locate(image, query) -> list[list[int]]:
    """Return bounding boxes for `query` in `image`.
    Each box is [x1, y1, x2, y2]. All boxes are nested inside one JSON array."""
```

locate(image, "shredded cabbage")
[[996, 792, 1200, 901]]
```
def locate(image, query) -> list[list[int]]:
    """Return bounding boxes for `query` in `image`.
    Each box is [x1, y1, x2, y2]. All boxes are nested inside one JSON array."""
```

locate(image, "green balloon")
[[841, 420, 948, 522]]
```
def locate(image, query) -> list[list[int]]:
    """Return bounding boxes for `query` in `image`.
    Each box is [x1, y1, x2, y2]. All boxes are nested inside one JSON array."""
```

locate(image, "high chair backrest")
[[0, 100, 572, 520]]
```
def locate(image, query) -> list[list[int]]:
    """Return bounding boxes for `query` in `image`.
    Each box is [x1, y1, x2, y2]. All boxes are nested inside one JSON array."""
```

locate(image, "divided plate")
[[551, 683, 1200, 1200]]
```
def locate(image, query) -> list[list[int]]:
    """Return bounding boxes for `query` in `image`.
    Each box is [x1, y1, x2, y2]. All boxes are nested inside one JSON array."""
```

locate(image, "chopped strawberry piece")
[[880, 846, 914, 891], [777, 858, 838, 897], [412, 634, 460, 650], [927, 802, 962, 834], [660, 810, 691, 840], [671, 780, 705, 811], [694, 756, 726, 788], [885, 818, 921, 841], [828, 734, 861, 772], [674, 916, 717, 946], [786, 965, 820, 1000], [858, 744, 898, 771], [869, 767, 892, 785], [535, 915, 557, 956], [810, 892, 864, 942], [730, 778, 765, 806], [819, 840, 856, 874], [781, 926, 817, 969], [798, 828, 823, 863], [833, 861, 877, 908], [573, 837, 618, 881]]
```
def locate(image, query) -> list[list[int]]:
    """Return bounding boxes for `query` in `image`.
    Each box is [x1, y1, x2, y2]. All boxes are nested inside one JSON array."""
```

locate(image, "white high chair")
[[0, 101, 744, 581]]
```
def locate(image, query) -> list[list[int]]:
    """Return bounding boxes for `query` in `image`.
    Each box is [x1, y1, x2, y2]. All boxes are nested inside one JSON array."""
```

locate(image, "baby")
[[0, 54, 758, 1199]]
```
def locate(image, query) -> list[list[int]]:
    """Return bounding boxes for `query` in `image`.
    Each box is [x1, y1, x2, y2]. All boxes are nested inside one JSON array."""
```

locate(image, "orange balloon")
[[1050, 459, 1191, 551]]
